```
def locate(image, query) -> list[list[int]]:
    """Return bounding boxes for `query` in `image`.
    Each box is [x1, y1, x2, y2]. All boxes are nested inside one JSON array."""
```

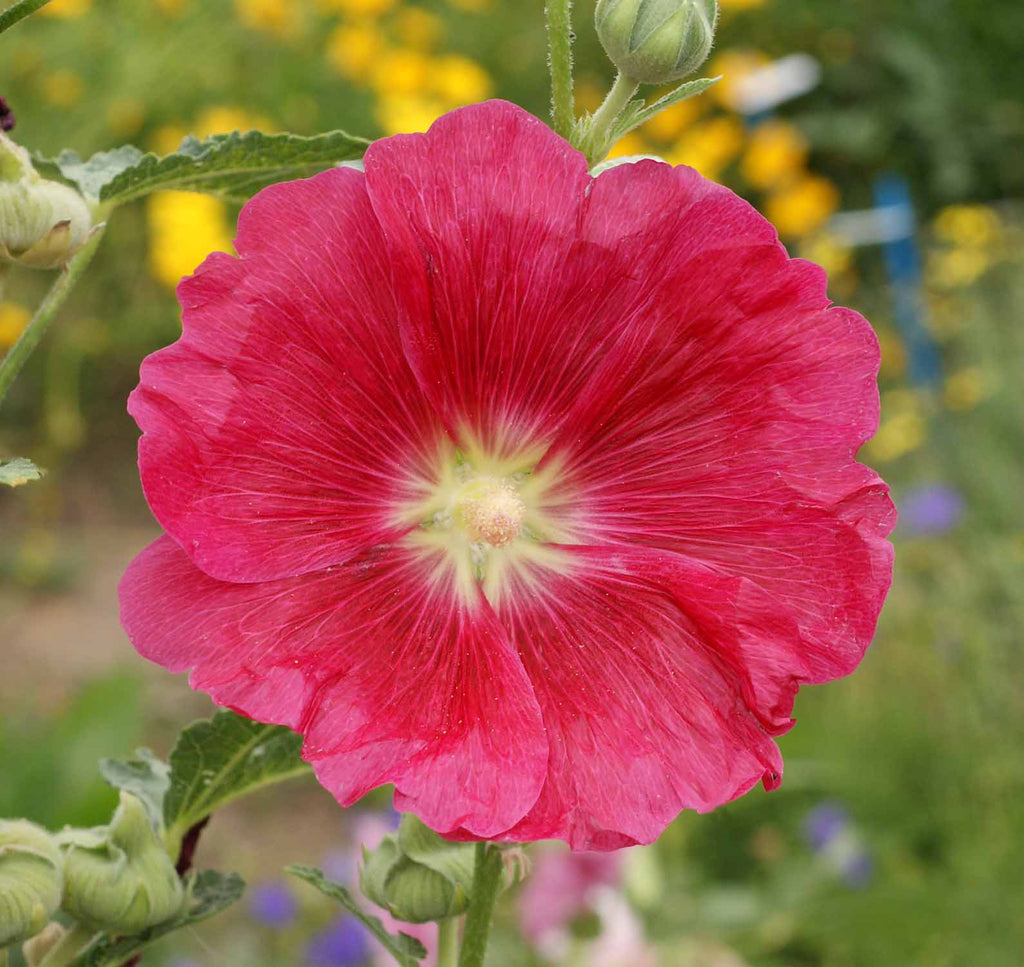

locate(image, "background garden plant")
[[2, 0, 1023, 965]]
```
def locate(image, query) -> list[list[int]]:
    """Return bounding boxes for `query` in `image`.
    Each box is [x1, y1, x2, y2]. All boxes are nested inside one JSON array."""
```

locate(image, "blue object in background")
[[306, 915, 371, 966], [249, 880, 299, 929], [899, 484, 965, 536], [874, 174, 943, 387]]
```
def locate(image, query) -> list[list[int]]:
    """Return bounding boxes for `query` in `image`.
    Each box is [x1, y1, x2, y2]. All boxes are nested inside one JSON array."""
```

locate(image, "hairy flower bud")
[[359, 815, 473, 924], [0, 820, 63, 949], [0, 131, 91, 270], [596, 0, 718, 85], [58, 792, 185, 934]]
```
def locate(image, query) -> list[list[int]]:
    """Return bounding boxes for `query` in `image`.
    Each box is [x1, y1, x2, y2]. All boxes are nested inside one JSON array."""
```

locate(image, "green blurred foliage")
[[0, 672, 141, 828]]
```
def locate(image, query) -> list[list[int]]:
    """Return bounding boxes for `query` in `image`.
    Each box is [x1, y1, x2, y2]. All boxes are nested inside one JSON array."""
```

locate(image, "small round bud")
[[596, 0, 718, 85], [59, 792, 185, 934], [0, 819, 63, 949], [0, 131, 92, 270], [359, 817, 471, 924]]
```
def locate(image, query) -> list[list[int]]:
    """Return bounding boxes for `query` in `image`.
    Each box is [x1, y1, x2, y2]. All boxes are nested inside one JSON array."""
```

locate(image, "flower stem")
[[584, 71, 641, 163], [0, 0, 53, 35], [436, 916, 459, 967], [457, 844, 503, 967], [545, 0, 575, 138], [37, 922, 98, 967], [0, 226, 104, 410]]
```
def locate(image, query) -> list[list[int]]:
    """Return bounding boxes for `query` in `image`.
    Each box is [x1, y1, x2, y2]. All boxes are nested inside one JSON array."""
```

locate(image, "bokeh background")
[[2, 0, 1023, 964]]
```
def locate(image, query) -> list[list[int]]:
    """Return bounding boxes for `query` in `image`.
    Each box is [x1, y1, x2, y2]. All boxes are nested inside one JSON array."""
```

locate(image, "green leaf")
[[33, 146, 145, 200], [0, 0, 54, 36], [98, 748, 170, 829], [76, 869, 245, 967], [397, 814, 476, 896], [616, 75, 721, 138], [288, 865, 427, 967], [0, 457, 44, 487], [164, 710, 308, 850], [39, 129, 368, 210]]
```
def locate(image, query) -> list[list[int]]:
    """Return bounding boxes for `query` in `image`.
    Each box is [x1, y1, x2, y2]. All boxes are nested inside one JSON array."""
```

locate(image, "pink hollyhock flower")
[[119, 101, 895, 851]]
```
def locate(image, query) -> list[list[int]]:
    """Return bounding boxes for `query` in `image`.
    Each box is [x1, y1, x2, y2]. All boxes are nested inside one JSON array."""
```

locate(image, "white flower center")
[[453, 476, 526, 548]]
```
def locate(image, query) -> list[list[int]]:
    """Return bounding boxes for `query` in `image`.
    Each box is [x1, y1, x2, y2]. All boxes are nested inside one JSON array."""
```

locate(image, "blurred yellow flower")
[[741, 119, 808, 191], [865, 411, 926, 462], [800, 232, 853, 278], [394, 7, 443, 50], [39, 0, 90, 17], [151, 123, 189, 155], [155, 0, 189, 16], [608, 132, 652, 160], [375, 94, 445, 135], [370, 49, 431, 95], [236, 0, 299, 37], [318, 0, 397, 16], [41, 69, 84, 108], [326, 22, 383, 79], [0, 303, 30, 350], [719, 0, 765, 8], [927, 247, 990, 290], [944, 367, 990, 411], [640, 97, 703, 144], [147, 192, 233, 291], [195, 105, 274, 135], [765, 174, 840, 239], [446, 0, 494, 11], [665, 116, 745, 182], [875, 329, 907, 380], [106, 97, 146, 138], [430, 55, 493, 107], [933, 205, 1002, 248], [707, 49, 770, 111]]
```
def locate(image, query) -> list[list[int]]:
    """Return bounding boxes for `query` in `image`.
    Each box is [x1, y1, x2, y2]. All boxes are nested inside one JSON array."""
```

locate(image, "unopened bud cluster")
[[1, 793, 186, 955], [0, 130, 92, 270], [596, 0, 718, 84]]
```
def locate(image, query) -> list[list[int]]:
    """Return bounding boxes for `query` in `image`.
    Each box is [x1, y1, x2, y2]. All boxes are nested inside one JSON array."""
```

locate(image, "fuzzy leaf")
[[0, 457, 44, 487], [98, 748, 170, 829], [88, 129, 368, 207], [77, 869, 245, 966], [33, 145, 145, 200], [288, 865, 427, 966], [164, 710, 308, 845]]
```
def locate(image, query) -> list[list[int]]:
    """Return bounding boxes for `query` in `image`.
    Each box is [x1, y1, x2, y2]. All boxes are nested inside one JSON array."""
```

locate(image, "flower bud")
[[58, 792, 185, 934], [0, 819, 63, 949], [359, 816, 472, 924], [0, 131, 92, 270], [596, 0, 718, 85]]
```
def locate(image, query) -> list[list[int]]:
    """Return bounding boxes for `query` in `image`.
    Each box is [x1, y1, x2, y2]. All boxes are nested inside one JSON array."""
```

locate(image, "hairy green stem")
[[436, 916, 459, 967], [457, 844, 503, 967], [545, 0, 575, 138], [584, 71, 641, 163], [0, 226, 104, 409], [37, 923, 97, 967], [0, 0, 53, 34]]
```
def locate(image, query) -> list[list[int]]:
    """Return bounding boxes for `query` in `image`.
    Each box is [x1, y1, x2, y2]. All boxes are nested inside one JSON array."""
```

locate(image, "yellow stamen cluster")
[[453, 477, 526, 548]]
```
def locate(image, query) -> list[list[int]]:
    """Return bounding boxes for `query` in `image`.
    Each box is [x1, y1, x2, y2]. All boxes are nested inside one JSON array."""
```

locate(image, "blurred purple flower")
[[249, 880, 298, 929], [843, 850, 874, 889], [803, 802, 849, 852], [804, 801, 873, 889], [899, 485, 964, 536], [306, 915, 370, 966]]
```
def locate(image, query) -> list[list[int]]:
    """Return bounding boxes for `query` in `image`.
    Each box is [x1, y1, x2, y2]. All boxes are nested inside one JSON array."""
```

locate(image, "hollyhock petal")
[[363, 101, 644, 455], [119, 536, 547, 837], [541, 161, 895, 664], [482, 546, 793, 850], [131, 167, 445, 583]]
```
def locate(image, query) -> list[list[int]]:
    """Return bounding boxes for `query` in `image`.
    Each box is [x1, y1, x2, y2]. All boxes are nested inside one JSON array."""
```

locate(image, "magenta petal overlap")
[[120, 100, 895, 849]]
